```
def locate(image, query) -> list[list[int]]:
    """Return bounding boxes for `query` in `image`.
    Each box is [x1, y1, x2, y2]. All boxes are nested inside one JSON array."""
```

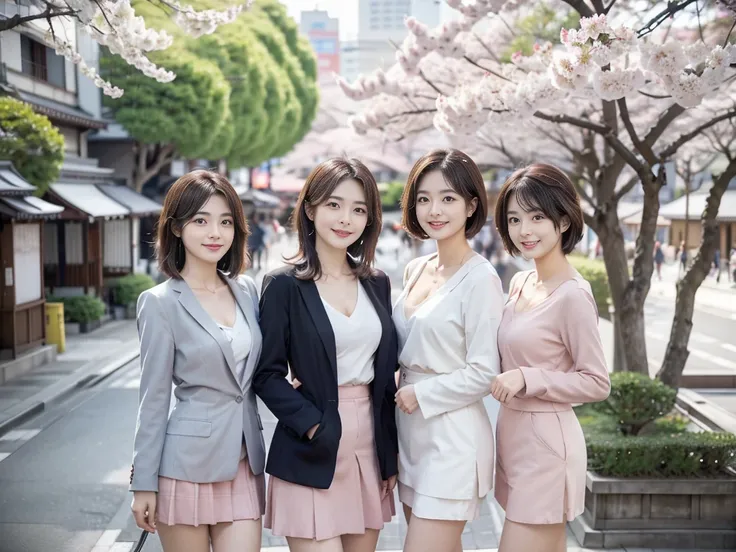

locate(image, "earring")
[[309, 229, 314, 236]]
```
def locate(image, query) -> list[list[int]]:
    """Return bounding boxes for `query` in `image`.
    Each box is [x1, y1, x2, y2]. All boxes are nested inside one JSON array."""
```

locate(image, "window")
[[20, 35, 66, 88]]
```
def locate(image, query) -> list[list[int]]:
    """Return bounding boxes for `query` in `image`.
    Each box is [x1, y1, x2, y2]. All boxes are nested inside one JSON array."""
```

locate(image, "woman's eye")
[[416, 197, 428, 203], [327, 201, 339, 208], [194, 218, 206, 225], [508, 217, 519, 224], [443, 196, 456, 202], [222, 219, 233, 226], [354, 207, 367, 214], [533, 215, 545, 221]]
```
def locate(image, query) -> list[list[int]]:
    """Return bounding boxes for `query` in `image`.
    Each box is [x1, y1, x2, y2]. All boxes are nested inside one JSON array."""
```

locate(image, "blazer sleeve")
[[519, 286, 611, 403], [413, 267, 504, 419], [252, 273, 323, 438], [130, 291, 174, 492]]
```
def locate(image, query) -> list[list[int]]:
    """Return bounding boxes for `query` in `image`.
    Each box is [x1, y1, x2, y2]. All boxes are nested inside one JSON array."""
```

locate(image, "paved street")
[[0, 233, 734, 552]]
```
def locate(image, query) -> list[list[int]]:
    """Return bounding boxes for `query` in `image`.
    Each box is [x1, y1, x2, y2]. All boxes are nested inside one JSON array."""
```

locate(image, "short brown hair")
[[155, 170, 249, 279], [494, 163, 584, 256], [401, 149, 488, 240], [288, 157, 382, 280]]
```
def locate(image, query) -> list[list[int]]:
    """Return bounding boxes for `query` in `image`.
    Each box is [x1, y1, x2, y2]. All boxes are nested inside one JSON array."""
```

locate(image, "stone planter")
[[78, 319, 102, 334], [570, 470, 736, 549], [112, 306, 126, 320], [125, 304, 136, 320]]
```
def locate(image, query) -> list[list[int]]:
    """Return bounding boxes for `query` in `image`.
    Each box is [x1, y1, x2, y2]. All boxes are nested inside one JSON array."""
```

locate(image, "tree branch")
[[613, 173, 641, 202], [637, 0, 699, 38], [660, 109, 736, 158], [560, 0, 595, 18], [724, 18, 736, 48], [533, 111, 609, 134], [617, 98, 657, 165], [462, 56, 513, 82], [0, 5, 76, 32]]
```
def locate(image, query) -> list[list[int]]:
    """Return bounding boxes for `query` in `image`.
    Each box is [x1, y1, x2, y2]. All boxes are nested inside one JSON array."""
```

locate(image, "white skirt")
[[399, 482, 481, 522]]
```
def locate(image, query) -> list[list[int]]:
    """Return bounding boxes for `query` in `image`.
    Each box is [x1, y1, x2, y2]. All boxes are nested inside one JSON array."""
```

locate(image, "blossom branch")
[[0, 4, 75, 32], [637, 0, 699, 38], [660, 109, 736, 157], [617, 98, 657, 165]]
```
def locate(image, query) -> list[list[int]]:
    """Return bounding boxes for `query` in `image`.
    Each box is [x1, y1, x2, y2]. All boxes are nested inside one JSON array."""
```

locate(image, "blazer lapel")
[[295, 278, 337, 381], [170, 278, 239, 386], [226, 275, 262, 389]]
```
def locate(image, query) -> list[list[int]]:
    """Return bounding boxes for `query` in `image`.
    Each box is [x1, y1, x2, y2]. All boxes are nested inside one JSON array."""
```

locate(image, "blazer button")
[[235, 395, 243, 403]]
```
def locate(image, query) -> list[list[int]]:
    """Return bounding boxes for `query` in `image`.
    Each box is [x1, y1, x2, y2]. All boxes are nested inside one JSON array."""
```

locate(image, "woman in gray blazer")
[[130, 170, 266, 552]]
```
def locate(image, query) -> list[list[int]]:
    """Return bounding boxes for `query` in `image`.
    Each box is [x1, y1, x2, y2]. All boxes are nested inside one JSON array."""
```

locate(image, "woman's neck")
[[534, 247, 571, 283], [314, 236, 351, 278], [435, 230, 473, 268], [180, 257, 221, 288]]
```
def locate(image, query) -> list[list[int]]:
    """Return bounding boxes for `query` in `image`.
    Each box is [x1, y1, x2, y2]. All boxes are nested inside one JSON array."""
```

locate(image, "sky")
[[281, 0, 359, 40]]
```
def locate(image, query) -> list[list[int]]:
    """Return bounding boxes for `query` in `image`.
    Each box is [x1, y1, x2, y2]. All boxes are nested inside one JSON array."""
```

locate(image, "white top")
[[321, 282, 381, 386], [392, 253, 504, 500], [218, 305, 251, 382]]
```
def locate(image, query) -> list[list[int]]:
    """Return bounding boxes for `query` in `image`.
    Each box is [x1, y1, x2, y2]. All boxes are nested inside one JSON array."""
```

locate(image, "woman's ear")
[[560, 215, 571, 233], [305, 202, 315, 222], [467, 197, 478, 218]]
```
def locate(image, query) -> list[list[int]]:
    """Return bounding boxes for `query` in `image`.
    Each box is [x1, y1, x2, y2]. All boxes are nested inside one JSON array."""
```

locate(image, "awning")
[[49, 183, 129, 218], [97, 184, 162, 216], [0, 196, 65, 219], [240, 188, 281, 207], [0, 162, 36, 195], [17, 90, 107, 130]]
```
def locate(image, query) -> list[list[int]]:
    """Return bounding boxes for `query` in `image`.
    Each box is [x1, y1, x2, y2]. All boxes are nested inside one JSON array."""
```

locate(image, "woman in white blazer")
[[392, 150, 504, 552], [130, 170, 265, 552]]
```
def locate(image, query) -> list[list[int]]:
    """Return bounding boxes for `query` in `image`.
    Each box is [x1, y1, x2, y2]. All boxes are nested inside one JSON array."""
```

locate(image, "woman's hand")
[[395, 384, 419, 414], [131, 491, 157, 533], [306, 423, 320, 440], [490, 369, 526, 403], [382, 474, 398, 498]]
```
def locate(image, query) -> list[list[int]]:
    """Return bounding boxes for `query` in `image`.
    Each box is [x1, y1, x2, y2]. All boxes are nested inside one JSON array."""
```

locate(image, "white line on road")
[[691, 333, 718, 345], [722, 343, 736, 354], [109, 543, 133, 552], [689, 348, 736, 371], [0, 429, 41, 441], [92, 529, 120, 549], [0, 453, 11, 462]]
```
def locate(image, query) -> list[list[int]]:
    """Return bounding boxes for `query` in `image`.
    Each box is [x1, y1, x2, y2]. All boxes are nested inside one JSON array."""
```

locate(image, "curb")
[[0, 346, 140, 437]]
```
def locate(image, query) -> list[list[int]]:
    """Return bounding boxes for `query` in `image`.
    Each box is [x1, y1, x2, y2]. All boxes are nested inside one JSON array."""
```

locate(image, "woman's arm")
[[130, 291, 174, 492], [252, 273, 323, 438], [519, 286, 611, 404], [412, 267, 504, 419]]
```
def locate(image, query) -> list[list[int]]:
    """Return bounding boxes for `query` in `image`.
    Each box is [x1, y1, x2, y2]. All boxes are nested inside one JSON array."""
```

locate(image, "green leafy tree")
[[0, 97, 64, 196], [101, 48, 231, 192]]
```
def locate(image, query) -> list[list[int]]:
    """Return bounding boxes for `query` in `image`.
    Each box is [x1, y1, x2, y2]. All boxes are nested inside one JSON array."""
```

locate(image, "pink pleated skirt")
[[265, 385, 396, 541], [495, 406, 586, 525], [157, 456, 266, 527]]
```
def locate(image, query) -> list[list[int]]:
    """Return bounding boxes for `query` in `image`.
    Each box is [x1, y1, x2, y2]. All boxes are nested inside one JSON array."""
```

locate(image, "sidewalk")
[[649, 261, 736, 316], [0, 319, 140, 436]]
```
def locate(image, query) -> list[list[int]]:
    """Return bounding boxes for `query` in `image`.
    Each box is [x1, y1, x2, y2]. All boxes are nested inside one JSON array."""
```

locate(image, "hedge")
[[111, 273, 156, 307], [47, 295, 105, 323], [569, 255, 611, 319]]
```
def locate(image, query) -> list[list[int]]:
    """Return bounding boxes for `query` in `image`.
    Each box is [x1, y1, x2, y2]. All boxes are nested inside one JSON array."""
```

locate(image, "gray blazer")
[[129, 273, 265, 492]]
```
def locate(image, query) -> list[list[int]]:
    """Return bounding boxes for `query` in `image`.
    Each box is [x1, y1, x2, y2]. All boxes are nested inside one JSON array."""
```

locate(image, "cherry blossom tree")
[[0, 0, 250, 97], [338, 0, 736, 387]]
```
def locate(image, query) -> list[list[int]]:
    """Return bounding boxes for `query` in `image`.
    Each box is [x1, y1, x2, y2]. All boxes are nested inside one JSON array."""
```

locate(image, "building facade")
[[300, 9, 340, 82]]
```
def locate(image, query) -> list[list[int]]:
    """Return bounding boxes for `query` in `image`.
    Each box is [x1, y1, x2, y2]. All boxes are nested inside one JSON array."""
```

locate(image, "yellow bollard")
[[45, 302, 66, 353]]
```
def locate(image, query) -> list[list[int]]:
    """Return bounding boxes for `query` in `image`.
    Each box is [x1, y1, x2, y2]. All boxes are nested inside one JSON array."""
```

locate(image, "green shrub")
[[577, 405, 736, 477], [112, 273, 156, 307], [594, 372, 677, 436], [569, 255, 610, 319], [585, 429, 736, 478], [47, 295, 105, 323]]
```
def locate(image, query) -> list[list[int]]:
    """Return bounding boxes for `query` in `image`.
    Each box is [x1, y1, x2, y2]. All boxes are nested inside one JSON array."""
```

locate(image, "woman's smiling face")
[[414, 170, 476, 241], [505, 191, 568, 260]]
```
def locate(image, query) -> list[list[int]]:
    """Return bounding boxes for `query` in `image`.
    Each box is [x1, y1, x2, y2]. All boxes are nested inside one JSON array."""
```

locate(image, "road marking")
[[689, 349, 736, 371], [646, 330, 666, 341], [0, 429, 41, 441], [110, 543, 133, 552], [722, 343, 736, 354], [691, 333, 718, 345], [0, 453, 11, 462]]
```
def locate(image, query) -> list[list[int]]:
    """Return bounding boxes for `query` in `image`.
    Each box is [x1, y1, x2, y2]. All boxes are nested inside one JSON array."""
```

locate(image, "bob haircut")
[[289, 157, 382, 280], [401, 149, 488, 240], [494, 163, 584, 256], [155, 170, 249, 279]]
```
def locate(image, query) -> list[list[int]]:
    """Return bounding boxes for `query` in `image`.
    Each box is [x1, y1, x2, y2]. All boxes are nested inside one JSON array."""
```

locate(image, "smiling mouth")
[[428, 221, 448, 229], [204, 244, 223, 250], [521, 240, 540, 249], [332, 229, 352, 238]]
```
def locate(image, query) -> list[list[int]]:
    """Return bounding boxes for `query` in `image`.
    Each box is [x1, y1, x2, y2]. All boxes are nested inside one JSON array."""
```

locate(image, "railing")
[[0, 63, 6, 85], [21, 59, 48, 83]]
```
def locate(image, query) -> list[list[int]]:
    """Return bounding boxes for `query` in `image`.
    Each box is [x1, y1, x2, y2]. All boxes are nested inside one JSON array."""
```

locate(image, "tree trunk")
[[657, 160, 736, 388], [591, 207, 650, 374], [132, 143, 176, 193]]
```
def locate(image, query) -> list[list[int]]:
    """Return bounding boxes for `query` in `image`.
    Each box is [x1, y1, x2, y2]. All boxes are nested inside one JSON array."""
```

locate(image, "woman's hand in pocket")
[[306, 423, 320, 440]]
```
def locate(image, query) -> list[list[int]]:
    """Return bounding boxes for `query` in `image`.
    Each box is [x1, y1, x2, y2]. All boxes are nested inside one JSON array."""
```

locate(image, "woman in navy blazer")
[[253, 157, 399, 552]]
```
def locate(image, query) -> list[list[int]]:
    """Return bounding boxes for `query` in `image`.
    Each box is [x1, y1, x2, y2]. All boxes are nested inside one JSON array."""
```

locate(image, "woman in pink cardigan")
[[490, 163, 611, 552]]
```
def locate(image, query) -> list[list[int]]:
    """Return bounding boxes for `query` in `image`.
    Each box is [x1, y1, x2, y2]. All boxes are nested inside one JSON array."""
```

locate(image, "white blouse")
[[217, 305, 251, 382], [392, 253, 504, 500], [321, 282, 381, 386]]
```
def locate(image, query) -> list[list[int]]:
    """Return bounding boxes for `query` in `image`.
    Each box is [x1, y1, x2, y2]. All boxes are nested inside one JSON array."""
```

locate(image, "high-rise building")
[[300, 10, 340, 82]]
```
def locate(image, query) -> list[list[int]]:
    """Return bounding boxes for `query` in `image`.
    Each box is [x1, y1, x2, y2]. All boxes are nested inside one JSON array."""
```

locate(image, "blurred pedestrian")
[[247, 215, 267, 271], [130, 170, 265, 552], [713, 249, 721, 282], [678, 241, 688, 277], [654, 241, 664, 281], [393, 149, 502, 552], [253, 157, 398, 551], [492, 163, 610, 552]]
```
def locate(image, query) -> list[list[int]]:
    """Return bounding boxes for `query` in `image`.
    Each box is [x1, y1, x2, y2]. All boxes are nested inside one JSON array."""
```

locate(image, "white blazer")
[[392, 254, 503, 500]]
